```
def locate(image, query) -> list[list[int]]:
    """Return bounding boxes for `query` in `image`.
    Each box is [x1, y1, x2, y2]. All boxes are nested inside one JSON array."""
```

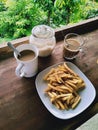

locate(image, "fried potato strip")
[[44, 62, 85, 110]]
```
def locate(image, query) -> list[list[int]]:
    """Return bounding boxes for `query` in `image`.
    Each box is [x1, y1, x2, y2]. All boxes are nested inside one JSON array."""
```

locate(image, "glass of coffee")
[[63, 33, 84, 60]]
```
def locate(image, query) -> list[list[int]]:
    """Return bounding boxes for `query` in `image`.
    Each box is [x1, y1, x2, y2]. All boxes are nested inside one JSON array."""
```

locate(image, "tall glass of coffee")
[[63, 33, 84, 60]]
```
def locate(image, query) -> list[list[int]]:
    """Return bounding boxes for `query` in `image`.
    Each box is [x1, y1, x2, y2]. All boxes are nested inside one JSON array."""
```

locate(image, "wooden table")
[[0, 29, 98, 130]]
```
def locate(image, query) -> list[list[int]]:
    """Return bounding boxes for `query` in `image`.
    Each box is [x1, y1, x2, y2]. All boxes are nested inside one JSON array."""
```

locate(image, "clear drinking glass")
[[63, 33, 85, 60]]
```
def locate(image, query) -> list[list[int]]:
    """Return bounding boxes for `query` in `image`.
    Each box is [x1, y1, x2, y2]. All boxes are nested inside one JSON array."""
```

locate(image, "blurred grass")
[[0, 37, 12, 44]]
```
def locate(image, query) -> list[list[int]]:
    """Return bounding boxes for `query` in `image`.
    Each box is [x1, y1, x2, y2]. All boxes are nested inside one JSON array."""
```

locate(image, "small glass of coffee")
[[63, 33, 84, 60]]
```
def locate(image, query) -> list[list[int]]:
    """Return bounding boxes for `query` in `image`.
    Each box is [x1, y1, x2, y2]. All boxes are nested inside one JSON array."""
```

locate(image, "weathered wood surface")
[[0, 29, 98, 130]]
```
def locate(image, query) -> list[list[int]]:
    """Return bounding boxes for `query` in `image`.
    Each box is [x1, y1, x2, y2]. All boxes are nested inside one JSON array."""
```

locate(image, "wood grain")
[[0, 29, 98, 130]]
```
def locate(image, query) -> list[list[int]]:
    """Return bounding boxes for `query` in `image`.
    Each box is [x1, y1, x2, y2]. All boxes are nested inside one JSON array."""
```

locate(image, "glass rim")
[[64, 33, 85, 47]]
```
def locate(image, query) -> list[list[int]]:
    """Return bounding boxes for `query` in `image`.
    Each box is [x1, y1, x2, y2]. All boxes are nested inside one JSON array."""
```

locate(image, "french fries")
[[43, 62, 85, 110]]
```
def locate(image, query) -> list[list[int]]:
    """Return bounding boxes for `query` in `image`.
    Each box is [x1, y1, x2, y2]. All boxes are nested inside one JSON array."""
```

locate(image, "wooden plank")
[[55, 17, 98, 41], [0, 29, 98, 130], [0, 37, 29, 60], [0, 17, 98, 60]]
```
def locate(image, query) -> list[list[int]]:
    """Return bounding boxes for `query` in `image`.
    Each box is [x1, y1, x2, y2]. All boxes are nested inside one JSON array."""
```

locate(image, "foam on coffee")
[[18, 50, 35, 61], [63, 39, 80, 59]]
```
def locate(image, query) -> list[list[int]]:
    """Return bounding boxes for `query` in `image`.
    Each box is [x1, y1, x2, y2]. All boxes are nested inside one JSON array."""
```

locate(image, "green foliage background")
[[0, 0, 98, 43]]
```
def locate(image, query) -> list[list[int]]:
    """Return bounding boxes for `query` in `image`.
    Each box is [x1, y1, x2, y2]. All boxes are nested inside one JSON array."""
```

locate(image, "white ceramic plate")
[[35, 62, 96, 119]]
